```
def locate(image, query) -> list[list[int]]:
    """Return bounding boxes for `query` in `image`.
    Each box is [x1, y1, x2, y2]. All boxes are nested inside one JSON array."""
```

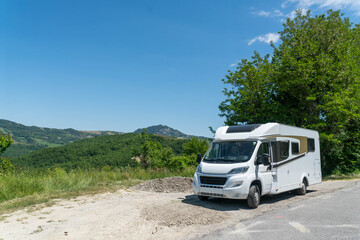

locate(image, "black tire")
[[247, 185, 260, 209], [198, 195, 209, 201], [296, 179, 307, 195]]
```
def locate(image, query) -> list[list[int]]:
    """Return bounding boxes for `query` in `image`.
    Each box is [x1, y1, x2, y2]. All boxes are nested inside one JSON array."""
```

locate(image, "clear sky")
[[2, 0, 360, 137]]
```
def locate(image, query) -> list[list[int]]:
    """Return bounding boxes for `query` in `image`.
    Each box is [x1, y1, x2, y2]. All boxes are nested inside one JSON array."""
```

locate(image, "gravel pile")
[[131, 177, 193, 193]]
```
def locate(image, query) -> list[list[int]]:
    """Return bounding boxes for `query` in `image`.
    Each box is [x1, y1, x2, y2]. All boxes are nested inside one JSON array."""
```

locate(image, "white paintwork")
[[193, 123, 322, 200]]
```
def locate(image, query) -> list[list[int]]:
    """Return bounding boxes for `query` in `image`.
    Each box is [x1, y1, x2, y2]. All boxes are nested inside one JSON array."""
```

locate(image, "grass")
[[322, 169, 360, 181], [323, 174, 360, 180], [0, 166, 196, 215]]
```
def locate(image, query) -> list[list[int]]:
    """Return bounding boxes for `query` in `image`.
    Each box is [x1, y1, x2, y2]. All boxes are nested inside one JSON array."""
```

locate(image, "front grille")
[[200, 185, 223, 189], [200, 176, 227, 185], [200, 192, 224, 197]]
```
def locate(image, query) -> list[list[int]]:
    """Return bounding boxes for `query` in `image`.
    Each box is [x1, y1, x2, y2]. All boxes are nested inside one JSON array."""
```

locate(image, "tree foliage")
[[182, 137, 209, 156], [133, 133, 208, 171], [219, 10, 360, 175], [0, 132, 15, 175]]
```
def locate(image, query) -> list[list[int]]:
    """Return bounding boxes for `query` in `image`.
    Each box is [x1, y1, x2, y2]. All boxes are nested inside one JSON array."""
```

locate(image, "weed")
[[31, 226, 43, 234]]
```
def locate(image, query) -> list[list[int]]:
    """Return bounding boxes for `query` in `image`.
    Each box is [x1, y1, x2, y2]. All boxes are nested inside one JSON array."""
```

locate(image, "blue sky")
[[1, 0, 360, 137]]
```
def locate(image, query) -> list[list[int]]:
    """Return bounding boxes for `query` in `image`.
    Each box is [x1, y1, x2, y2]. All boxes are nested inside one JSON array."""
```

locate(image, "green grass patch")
[[323, 174, 360, 181], [323, 169, 360, 180], [0, 167, 196, 215]]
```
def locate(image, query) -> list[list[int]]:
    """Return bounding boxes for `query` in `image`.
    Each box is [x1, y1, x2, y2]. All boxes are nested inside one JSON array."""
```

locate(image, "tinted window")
[[280, 141, 289, 160], [257, 142, 269, 156], [271, 142, 289, 162], [256, 142, 269, 165], [291, 142, 299, 155], [271, 142, 279, 162], [308, 138, 315, 152]]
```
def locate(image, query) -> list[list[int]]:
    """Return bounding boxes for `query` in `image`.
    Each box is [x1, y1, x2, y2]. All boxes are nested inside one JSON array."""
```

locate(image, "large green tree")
[[219, 10, 360, 175]]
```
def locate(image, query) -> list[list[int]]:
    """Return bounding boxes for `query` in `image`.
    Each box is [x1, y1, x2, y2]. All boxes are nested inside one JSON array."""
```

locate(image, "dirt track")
[[0, 178, 358, 240]]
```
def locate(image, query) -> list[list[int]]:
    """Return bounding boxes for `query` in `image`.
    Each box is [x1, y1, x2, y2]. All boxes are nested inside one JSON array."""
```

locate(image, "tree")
[[219, 10, 360, 175], [0, 132, 15, 175], [182, 137, 209, 156]]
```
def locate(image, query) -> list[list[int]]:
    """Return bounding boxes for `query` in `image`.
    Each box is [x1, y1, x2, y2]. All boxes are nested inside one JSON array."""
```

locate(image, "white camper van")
[[193, 123, 322, 208]]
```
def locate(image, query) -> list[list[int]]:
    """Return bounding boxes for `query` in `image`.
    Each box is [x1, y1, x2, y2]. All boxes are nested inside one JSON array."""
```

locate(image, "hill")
[[0, 119, 119, 158], [13, 133, 189, 170], [134, 125, 206, 139]]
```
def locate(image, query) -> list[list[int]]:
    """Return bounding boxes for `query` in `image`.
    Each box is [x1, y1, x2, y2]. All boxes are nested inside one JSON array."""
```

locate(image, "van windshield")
[[203, 141, 257, 163]]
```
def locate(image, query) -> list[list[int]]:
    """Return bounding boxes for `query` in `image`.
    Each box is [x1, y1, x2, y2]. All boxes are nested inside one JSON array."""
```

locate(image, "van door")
[[255, 142, 273, 195]]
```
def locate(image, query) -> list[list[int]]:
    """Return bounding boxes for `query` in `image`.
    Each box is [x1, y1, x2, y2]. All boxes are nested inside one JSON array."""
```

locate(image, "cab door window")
[[256, 142, 270, 165]]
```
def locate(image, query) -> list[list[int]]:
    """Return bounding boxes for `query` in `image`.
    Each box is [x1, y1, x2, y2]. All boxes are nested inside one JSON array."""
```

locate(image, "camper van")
[[193, 123, 322, 208]]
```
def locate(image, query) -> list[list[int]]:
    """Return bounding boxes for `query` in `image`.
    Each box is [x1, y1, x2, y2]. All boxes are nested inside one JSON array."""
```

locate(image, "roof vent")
[[226, 124, 261, 133]]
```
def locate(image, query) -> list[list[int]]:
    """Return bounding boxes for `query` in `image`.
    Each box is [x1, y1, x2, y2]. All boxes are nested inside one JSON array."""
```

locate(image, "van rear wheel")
[[247, 185, 260, 209], [296, 179, 307, 195]]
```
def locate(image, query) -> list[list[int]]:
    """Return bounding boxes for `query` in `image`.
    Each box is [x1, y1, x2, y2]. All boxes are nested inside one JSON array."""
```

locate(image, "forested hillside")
[[0, 119, 119, 158], [13, 133, 189, 170]]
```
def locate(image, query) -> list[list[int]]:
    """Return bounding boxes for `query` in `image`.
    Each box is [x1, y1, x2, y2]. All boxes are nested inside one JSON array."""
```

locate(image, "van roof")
[[214, 123, 318, 141]]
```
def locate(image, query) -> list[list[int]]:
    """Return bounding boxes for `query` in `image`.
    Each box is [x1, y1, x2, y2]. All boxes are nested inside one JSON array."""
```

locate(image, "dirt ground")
[[0, 178, 358, 240]]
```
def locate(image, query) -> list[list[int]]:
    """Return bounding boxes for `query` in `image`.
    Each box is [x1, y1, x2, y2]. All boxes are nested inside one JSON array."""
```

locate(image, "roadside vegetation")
[[0, 131, 206, 214], [323, 170, 360, 181], [0, 166, 196, 215]]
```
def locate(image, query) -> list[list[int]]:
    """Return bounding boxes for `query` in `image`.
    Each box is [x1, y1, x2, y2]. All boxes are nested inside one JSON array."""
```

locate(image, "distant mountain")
[[0, 119, 120, 158], [134, 124, 207, 139]]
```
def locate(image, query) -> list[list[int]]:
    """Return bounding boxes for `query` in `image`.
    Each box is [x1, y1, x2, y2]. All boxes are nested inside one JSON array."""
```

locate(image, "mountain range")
[[0, 119, 120, 158]]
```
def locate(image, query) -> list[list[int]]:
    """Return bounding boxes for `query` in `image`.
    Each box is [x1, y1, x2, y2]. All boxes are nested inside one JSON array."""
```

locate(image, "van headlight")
[[196, 165, 202, 173], [228, 166, 249, 174]]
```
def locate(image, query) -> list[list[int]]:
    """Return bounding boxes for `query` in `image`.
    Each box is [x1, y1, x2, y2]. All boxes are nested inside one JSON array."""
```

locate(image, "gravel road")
[[0, 178, 358, 240]]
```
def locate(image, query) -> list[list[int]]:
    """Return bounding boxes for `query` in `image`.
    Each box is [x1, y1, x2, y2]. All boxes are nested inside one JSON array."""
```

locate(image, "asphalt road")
[[198, 182, 360, 240]]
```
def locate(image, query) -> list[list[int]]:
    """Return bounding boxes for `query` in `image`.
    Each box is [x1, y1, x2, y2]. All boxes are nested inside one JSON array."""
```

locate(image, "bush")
[[0, 157, 15, 175], [182, 138, 209, 156]]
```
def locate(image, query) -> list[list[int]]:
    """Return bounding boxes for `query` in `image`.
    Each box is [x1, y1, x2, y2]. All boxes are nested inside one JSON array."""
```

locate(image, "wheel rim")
[[299, 180, 306, 194], [254, 191, 259, 204]]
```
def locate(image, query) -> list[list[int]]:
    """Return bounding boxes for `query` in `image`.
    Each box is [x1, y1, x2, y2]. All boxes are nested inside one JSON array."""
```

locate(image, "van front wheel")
[[247, 185, 260, 209], [296, 179, 307, 195]]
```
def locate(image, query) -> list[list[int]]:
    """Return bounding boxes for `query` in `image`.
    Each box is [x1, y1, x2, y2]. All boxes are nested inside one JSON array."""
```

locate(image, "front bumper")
[[193, 172, 250, 199]]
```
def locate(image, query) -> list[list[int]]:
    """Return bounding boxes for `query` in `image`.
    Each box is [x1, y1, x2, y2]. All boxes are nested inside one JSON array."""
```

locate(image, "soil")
[[0, 178, 358, 240], [131, 177, 193, 193]]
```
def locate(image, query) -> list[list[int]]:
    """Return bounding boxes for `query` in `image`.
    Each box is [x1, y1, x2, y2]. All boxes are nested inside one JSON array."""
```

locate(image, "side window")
[[280, 141, 289, 160], [291, 142, 299, 155], [308, 138, 315, 152], [271, 142, 280, 162]]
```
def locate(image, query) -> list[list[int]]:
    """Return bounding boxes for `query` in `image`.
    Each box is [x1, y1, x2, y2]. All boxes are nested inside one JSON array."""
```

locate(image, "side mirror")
[[196, 154, 203, 164], [262, 153, 270, 166], [255, 156, 263, 165]]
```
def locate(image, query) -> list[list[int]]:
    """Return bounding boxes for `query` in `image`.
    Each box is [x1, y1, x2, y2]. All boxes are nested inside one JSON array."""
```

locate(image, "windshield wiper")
[[217, 159, 236, 163], [203, 158, 216, 162], [203, 158, 237, 163]]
